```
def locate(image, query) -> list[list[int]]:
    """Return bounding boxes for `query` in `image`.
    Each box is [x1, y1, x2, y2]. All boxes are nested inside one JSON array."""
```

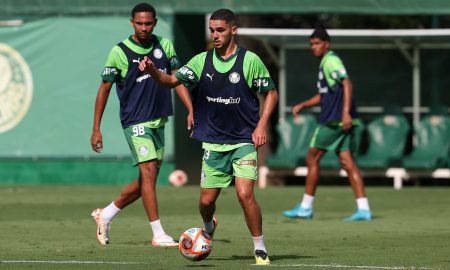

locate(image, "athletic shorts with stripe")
[[201, 144, 258, 188]]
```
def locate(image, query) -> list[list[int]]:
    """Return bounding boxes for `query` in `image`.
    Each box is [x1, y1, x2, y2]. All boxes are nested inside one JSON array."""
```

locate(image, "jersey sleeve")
[[158, 37, 182, 71], [243, 51, 276, 94], [101, 46, 123, 83], [323, 55, 348, 82], [175, 52, 206, 89]]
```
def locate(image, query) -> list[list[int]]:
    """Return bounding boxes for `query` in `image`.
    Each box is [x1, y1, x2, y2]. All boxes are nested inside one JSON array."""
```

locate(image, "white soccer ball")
[[169, 169, 188, 187], [179, 228, 212, 261]]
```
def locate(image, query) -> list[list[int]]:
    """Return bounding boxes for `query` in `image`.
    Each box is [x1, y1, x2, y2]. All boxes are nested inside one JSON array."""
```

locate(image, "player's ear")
[[231, 25, 237, 35], [154, 18, 158, 26]]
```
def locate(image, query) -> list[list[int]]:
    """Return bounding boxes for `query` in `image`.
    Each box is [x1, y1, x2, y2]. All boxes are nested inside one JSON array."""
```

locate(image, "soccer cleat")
[[282, 204, 313, 219], [91, 208, 110, 245], [343, 209, 373, 221], [254, 249, 271, 265], [202, 217, 218, 240], [151, 234, 178, 247]]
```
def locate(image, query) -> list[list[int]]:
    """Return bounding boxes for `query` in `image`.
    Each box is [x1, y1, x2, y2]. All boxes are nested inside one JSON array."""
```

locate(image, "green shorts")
[[123, 122, 165, 166], [310, 123, 358, 152], [200, 144, 258, 188]]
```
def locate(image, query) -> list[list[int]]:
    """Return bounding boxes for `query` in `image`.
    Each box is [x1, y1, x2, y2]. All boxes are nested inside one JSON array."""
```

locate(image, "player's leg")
[[199, 187, 221, 238], [232, 145, 270, 265], [338, 150, 372, 221], [137, 159, 176, 246], [199, 149, 232, 238], [126, 122, 177, 246], [91, 179, 142, 245], [283, 147, 326, 219], [113, 179, 141, 209]]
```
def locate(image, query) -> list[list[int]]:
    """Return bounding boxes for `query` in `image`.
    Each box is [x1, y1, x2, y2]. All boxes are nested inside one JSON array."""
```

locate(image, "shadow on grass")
[[211, 254, 315, 261], [184, 264, 216, 268]]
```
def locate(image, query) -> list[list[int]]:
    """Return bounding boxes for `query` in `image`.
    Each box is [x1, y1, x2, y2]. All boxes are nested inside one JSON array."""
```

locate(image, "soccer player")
[[282, 28, 372, 221], [139, 9, 278, 265], [90, 3, 193, 247]]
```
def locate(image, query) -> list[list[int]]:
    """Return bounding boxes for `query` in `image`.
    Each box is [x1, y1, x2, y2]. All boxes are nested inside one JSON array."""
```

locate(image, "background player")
[[90, 2, 193, 247], [283, 27, 372, 221]]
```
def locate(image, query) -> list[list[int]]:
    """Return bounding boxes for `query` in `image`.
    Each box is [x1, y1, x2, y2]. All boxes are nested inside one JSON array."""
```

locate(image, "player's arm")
[[253, 89, 278, 148], [292, 94, 321, 117], [91, 80, 113, 153], [341, 78, 353, 131], [140, 56, 181, 88], [172, 68, 194, 131]]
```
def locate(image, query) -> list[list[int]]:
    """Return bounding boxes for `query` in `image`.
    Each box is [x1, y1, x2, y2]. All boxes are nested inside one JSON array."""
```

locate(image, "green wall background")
[[0, 16, 175, 185]]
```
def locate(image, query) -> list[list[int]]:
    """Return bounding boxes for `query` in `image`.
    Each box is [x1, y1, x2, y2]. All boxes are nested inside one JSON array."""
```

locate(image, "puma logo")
[[132, 58, 141, 63], [206, 73, 214, 81]]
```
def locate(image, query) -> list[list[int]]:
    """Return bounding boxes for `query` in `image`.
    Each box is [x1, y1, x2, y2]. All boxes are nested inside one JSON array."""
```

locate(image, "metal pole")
[[412, 45, 421, 125]]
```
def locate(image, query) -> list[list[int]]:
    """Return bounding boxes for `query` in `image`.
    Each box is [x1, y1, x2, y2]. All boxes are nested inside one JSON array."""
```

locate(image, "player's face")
[[131, 12, 157, 42], [309, 38, 330, 57], [209, 19, 237, 49]]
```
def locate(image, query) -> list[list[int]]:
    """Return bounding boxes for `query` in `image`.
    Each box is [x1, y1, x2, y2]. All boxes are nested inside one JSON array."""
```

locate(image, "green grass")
[[1, 186, 450, 270]]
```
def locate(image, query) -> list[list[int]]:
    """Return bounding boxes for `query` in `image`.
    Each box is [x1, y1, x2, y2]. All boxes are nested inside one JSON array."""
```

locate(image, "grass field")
[[1, 185, 449, 270]]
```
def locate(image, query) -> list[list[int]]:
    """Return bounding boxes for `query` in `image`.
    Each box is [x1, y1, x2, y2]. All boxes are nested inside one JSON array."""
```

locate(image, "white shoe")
[[151, 234, 178, 247], [91, 208, 110, 245]]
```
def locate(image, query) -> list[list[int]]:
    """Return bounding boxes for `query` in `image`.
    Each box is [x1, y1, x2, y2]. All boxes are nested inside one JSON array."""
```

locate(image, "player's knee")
[[199, 197, 215, 209], [236, 190, 254, 205]]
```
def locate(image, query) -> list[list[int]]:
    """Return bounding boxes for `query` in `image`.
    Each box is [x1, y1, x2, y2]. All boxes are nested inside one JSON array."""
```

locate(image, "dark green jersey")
[[175, 47, 275, 93], [317, 50, 358, 124], [100, 35, 182, 128], [175, 47, 276, 148]]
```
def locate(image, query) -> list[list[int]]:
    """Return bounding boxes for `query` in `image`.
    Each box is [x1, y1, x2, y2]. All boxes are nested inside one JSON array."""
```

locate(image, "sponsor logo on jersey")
[[153, 48, 163, 59], [229, 72, 240, 84], [253, 78, 269, 88], [0, 43, 33, 133], [178, 66, 195, 80], [102, 67, 118, 76], [239, 159, 256, 166], [206, 96, 240, 105], [206, 73, 214, 81], [139, 145, 149, 157], [136, 68, 167, 83]]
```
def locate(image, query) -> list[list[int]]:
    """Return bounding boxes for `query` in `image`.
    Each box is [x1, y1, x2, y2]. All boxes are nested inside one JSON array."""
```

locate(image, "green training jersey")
[[101, 35, 181, 83], [175, 47, 276, 151]]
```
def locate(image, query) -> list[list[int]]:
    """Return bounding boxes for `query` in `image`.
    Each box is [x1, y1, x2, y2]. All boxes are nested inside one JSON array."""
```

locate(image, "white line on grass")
[[253, 263, 433, 270], [0, 260, 144, 265]]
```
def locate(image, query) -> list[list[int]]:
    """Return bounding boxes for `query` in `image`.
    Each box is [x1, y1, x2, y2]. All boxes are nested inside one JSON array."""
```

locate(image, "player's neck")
[[132, 34, 152, 48], [216, 42, 237, 60]]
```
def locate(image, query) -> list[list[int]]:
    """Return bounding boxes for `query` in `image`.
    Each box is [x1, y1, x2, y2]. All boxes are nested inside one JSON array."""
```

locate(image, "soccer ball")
[[169, 169, 188, 187], [179, 228, 212, 261]]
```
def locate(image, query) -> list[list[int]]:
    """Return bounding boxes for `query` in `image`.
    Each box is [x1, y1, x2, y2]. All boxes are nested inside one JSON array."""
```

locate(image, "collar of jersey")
[[125, 35, 154, 54], [320, 50, 334, 67], [214, 46, 240, 62]]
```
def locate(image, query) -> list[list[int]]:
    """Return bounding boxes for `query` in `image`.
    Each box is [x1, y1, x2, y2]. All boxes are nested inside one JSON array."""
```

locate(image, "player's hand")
[[252, 126, 267, 148], [292, 103, 304, 118], [342, 113, 353, 132], [91, 130, 103, 153], [139, 56, 155, 72], [187, 112, 194, 133]]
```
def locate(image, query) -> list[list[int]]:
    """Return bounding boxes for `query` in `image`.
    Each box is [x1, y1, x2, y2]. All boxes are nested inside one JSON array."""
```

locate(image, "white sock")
[[300, 193, 315, 209], [356, 197, 370, 211], [150, 219, 166, 238], [252, 235, 267, 252], [204, 219, 215, 234], [100, 202, 121, 222]]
